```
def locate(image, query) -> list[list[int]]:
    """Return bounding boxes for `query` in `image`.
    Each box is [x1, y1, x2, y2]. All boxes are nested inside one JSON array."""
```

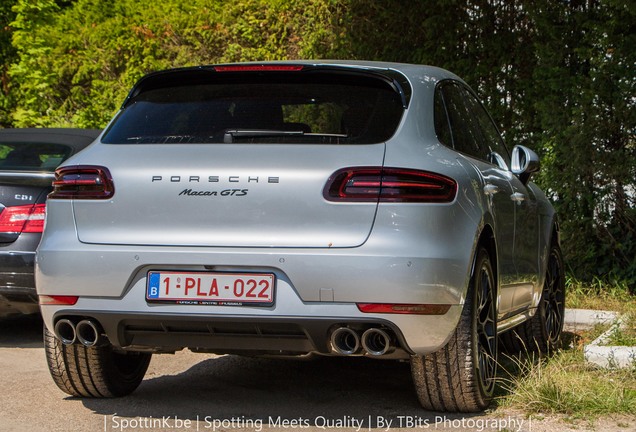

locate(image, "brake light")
[[324, 167, 457, 202], [214, 65, 304, 72], [50, 166, 114, 200], [0, 204, 46, 233], [357, 303, 451, 315], [39, 295, 79, 305]]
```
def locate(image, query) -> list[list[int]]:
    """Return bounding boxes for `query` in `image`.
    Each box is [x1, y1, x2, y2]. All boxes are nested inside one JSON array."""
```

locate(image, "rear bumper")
[[44, 311, 411, 355], [0, 250, 39, 316], [36, 202, 479, 355], [42, 304, 463, 357], [37, 245, 468, 355]]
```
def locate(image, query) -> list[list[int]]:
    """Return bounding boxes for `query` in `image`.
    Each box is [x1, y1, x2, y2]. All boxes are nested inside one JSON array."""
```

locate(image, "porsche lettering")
[[151, 175, 279, 184]]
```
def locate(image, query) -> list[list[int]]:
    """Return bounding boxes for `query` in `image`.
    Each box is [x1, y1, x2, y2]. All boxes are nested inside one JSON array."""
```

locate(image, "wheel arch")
[[551, 218, 560, 247], [472, 223, 498, 294], [536, 213, 561, 292]]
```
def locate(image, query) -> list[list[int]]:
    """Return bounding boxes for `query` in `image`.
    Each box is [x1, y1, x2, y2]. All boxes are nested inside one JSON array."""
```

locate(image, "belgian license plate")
[[146, 271, 275, 306]]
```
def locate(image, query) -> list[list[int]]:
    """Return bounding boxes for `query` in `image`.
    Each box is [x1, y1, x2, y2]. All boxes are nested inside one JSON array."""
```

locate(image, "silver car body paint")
[[36, 61, 557, 356]]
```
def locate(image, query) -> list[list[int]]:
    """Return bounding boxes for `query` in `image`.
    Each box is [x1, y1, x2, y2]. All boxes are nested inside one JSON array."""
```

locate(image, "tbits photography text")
[[104, 414, 532, 432]]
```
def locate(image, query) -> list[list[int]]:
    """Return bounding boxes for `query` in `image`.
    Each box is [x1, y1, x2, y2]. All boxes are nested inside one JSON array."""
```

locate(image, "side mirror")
[[511, 145, 540, 185]]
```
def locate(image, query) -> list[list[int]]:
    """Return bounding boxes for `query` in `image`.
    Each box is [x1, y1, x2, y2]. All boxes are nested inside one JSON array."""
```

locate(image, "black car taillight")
[[0, 204, 46, 233], [50, 166, 114, 200], [323, 167, 457, 203]]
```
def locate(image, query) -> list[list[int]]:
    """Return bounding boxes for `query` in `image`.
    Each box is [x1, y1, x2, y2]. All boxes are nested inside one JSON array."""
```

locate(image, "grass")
[[498, 277, 636, 417], [566, 276, 635, 313], [604, 313, 636, 347], [498, 350, 636, 416], [567, 275, 636, 345]]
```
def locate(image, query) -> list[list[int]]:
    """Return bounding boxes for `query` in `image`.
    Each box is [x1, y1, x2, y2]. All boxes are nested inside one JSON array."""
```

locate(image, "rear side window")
[[434, 90, 453, 147], [436, 81, 510, 169], [102, 71, 405, 145], [0, 143, 72, 171]]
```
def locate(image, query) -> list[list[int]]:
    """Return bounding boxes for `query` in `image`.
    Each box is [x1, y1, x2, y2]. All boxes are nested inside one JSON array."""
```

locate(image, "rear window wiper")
[[223, 129, 305, 143], [223, 130, 349, 143], [126, 135, 212, 144]]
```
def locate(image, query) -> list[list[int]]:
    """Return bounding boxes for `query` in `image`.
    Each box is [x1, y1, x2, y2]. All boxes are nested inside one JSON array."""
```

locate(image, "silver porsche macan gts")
[[36, 61, 565, 412]]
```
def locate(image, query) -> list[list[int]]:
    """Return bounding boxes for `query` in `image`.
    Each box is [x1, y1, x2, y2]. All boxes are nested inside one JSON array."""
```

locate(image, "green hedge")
[[2, 0, 634, 289]]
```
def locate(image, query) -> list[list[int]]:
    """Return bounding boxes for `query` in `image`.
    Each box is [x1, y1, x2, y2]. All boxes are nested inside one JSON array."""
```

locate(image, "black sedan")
[[0, 128, 100, 317]]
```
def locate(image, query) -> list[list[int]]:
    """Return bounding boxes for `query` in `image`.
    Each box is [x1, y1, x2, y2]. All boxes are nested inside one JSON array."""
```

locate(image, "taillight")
[[39, 295, 79, 305], [357, 303, 451, 315], [0, 204, 46, 233], [50, 165, 114, 200], [214, 65, 304, 72], [323, 167, 457, 203]]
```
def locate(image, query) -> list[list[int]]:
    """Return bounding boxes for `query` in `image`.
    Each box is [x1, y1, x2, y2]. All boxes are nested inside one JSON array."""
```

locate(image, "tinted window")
[[440, 82, 487, 160], [434, 89, 453, 147], [439, 81, 509, 169], [103, 72, 405, 145], [0, 143, 72, 171], [459, 86, 510, 168]]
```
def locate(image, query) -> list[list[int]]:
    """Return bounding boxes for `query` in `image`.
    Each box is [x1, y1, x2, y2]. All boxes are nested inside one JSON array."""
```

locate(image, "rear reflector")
[[0, 204, 46, 234], [39, 295, 79, 305], [357, 303, 451, 315], [214, 65, 304, 72], [324, 167, 457, 203], [50, 166, 114, 200]]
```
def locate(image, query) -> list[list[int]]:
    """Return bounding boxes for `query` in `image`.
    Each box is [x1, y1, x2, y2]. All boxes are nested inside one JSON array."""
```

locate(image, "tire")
[[44, 325, 151, 397], [501, 242, 565, 354], [411, 248, 497, 412]]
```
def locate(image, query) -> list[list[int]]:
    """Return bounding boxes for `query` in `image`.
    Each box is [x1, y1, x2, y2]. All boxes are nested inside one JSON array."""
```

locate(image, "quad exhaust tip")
[[361, 328, 394, 356], [75, 320, 104, 347], [330, 326, 395, 356], [54, 319, 77, 345], [54, 318, 105, 347], [330, 327, 361, 355]]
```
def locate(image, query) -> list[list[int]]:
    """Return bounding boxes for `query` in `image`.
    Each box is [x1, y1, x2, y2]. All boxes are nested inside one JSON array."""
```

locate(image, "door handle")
[[510, 192, 526, 203], [483, 184, 499, 195]]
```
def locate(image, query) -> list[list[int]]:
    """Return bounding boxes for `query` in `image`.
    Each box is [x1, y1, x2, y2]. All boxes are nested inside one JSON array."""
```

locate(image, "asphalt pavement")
[[0, 314, 633, 432]]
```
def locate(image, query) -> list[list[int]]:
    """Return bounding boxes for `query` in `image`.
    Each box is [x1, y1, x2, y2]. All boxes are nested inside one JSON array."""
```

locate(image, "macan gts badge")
[[37, 61, 565, 413]]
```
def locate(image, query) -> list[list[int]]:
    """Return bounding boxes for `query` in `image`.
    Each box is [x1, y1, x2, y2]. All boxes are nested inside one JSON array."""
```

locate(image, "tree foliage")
[[6, 0, 345, 127], [529, 0, 636, 286], [2, 0, 635, 288], [0, 0, 18, 127]]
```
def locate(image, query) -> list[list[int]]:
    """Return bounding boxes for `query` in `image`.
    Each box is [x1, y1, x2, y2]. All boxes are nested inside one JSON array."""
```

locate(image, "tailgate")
[[72, 143, 385, 248]]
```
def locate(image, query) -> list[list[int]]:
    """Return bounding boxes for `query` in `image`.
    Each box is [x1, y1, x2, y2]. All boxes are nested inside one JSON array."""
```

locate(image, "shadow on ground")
[[81, 354, 484, 427], [0, 314, 43, 348]]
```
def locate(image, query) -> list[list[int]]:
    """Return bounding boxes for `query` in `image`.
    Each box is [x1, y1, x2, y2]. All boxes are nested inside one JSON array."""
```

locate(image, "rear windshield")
[[102, 71, 405, 144], [0, 143, 73, 171]]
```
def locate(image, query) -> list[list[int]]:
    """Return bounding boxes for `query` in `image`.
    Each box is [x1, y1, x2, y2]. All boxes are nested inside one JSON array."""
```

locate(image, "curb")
[[563, 309, 618, 331], [564, 308, 635, 369]]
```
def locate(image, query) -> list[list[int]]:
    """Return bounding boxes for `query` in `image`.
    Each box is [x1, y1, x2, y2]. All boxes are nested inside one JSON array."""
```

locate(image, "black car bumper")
[[0, 235, 40, 316]]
